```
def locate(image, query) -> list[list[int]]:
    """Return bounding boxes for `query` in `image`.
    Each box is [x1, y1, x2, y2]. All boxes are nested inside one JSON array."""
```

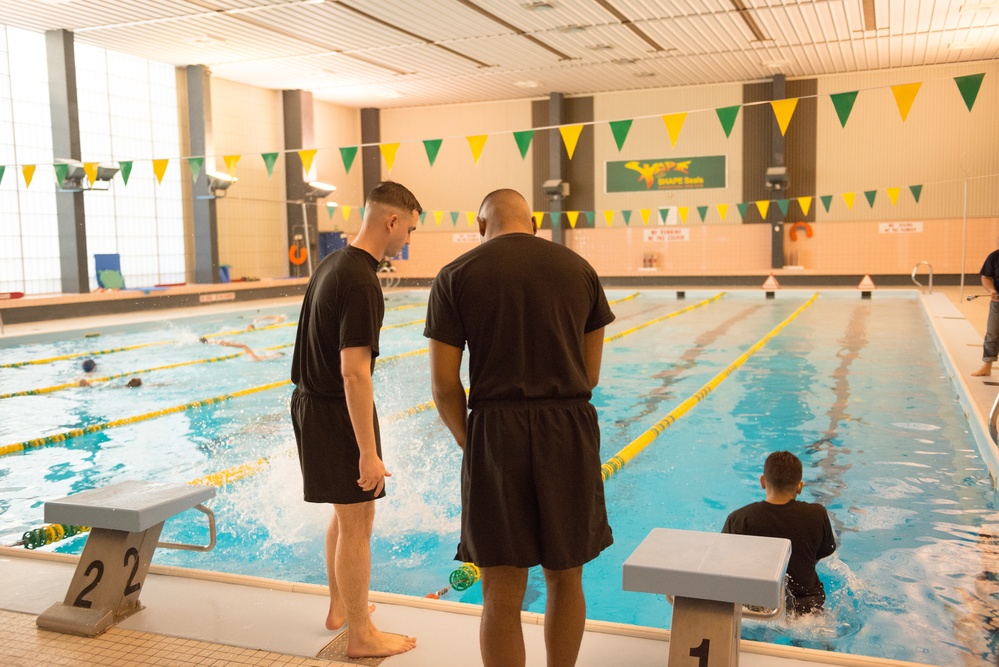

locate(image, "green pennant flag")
[[584, 211, 594, 227], [53, 163, 68, 186], [621, 210, 632, 226], [119, 161, 133, 185], [776, 199, 789, 217], [326, 202, 337, 219], [261, 152, 279, 177], [550, 211, 559, 227], [715, 105, 740, 138], [419, 210, 427, 225], [736, 202, 749, 220], [697, 205, 708, 222], [187, 157, 204, 183], [659, 208, 669, 223], [909, 184, 922, 203], [359, 206, 366, 220], [338, 147, 357, 174], [450, 211, 459, 226], [513, 130, 534, 160], [608, 119, 632, 151], [423, 139, 443, 167], [955, 73, 985, 112], [864, 190, 877, 208], [829, 91, 858, 128], [820, 195, 833, 212], [0, 165, 4, 186]]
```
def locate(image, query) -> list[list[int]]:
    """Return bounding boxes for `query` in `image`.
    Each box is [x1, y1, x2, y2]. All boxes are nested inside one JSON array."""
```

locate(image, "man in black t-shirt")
[[425, 189, 614, 666], [290, 181, 420, 659], [972, 238, 999, 377], [722, 451, 837, 615]]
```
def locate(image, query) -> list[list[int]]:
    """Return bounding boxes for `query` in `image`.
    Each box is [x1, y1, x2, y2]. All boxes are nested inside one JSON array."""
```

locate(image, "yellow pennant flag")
[[342, 205, 352, 222], [717, 203, 729, 221], [83, 162, 99, 186], [21, 165, 36, 188], [298, 148, 318, 175], [559, 124, 584, 160], [891, 82, 921, 122], [797, 196, 812, 217], [466, 135, 488, 164], [640, 209, 651, 226], [678, 207, 689, 224], [379, 143, 399, 172], [566, 211, 580, 228], [661, 113, 687, 148], [223, 155, 241, 176], [434, 210, 444, 226], [886, 187, 900, 206], [532, 211, 544, 227], [756, 200, 770, 219], [770, 98, 798, 136], [466, 211, 477, 227], [603, 210, 615, 227], [152, 159, 169, 183], [842, 192, 855, 209]]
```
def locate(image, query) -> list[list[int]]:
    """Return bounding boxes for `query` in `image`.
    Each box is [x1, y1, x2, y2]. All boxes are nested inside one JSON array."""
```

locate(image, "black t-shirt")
[[722, 499, 836, 599], [291, 245, 383, 398], [980, 249, 999, 284], [423, 234, 615, 408]]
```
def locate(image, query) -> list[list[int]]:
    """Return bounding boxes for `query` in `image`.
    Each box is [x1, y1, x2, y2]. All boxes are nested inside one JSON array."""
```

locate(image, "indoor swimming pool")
[[0, 290, 996, 666]]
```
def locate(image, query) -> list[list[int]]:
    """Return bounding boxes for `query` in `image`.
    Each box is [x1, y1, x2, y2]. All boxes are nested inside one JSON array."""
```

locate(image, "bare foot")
[[972, 364, 993, 377], [325, 602, 376, 631], [346, 628, 416, 658]]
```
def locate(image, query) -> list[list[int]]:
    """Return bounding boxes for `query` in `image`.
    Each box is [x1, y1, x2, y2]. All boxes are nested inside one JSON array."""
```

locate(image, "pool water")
[[0, 290, 996, 665]]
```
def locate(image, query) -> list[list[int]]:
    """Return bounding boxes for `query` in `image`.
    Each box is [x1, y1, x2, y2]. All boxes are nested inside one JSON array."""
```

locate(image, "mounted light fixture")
[[304, 181, 336, 201], [54, 158, 86, 192], [206, 171, 237, 198]]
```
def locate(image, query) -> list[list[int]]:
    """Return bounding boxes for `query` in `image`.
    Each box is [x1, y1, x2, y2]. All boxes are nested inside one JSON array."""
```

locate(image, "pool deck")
[[0, 286, 991, 667]]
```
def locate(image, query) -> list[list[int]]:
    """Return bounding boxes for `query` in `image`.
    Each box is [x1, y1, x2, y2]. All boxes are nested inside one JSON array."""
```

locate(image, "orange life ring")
[[788, 222, 813, 242], [288, 245, 307, 266]]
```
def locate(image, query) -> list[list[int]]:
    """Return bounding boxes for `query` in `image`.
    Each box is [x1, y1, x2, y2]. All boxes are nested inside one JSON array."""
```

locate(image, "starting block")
[[37, 480, 216, 637], [623, 528, 790, 667]]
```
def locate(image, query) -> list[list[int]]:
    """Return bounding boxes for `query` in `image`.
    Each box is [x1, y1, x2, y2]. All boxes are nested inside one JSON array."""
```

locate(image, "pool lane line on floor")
[[600, 292, 820, 482]]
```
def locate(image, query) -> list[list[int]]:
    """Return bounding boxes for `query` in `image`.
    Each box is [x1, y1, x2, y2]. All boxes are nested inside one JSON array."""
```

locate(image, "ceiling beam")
[[862, 0, 877, 31], [594, 0, 667, 52], [729, 0, 768, 42]]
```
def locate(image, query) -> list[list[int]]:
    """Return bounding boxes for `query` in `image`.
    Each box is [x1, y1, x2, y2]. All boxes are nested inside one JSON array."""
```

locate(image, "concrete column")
[[186, 65, 219, 284], [548, 93, 566, 246], [283, 89, 315, 277], [361, 108, 380, 202], [769, 74, 786, 270]]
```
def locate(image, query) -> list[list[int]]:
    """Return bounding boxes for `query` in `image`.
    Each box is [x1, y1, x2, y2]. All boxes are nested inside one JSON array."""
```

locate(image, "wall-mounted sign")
[[644, 228, 690, 242], [199, 292, 236, 303], [879, 222, 923, 234], [453, 233, 479, 243], [607, 155, 726, 192]]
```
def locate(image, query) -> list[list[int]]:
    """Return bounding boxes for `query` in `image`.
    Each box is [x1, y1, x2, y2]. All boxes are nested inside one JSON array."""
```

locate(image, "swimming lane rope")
[[0, 341, 172, 369], [600, 293, 819, 482]]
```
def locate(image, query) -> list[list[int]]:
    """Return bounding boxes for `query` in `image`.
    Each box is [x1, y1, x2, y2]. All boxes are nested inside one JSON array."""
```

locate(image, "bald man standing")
[[425, 189, 614, 667]]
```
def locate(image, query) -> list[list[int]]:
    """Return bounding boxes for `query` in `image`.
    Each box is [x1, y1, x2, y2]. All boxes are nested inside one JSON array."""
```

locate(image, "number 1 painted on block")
[[690, 638, 710, 667]]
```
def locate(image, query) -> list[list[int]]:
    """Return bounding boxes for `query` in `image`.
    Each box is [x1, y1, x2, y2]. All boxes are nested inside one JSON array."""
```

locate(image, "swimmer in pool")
[[78, 358, 98, 386], [199, 336, 283, 361], [245, 314, 288, 331]]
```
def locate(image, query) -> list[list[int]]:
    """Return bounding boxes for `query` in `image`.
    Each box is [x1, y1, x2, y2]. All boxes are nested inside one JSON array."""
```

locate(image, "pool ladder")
[[911, 261, 933, 293]]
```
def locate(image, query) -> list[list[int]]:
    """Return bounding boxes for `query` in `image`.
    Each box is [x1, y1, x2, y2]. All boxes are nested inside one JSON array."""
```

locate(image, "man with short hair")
[[426, 188, 614, 667], [972, 237, 999, 376], [722, 450, 836, 615], [290, 181, 421, 659]]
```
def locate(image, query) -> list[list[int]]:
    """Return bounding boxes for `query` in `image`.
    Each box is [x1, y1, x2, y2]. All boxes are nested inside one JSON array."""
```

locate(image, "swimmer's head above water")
[[81, 358, 97, 373]]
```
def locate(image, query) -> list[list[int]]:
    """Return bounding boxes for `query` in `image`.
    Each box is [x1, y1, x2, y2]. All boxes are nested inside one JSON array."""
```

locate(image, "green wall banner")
[[607, 155, 726, 192]]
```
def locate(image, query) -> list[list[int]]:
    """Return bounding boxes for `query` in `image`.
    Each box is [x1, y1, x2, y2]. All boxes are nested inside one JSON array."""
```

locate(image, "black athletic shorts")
[[456, 398, 613, 570], [290, 387, 385, 504]]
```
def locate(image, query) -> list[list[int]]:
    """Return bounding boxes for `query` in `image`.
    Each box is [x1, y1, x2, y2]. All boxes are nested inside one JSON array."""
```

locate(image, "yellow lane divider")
[[189, 457, 272, 487], [387, 303, 425, 312], [0, 341, 171, 369], [604, 293, 723, 343], [382, 318, 425, 331], [600, 293, 819, 482], [610, 291, 640, 305], [202, 320, 297, 339]]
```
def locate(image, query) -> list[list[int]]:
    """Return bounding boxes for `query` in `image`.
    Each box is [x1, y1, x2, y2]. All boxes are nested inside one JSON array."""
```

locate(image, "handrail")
[[990, 391, 999, 445], [911, 261, 933, 293], [157, 504, 216, 552]]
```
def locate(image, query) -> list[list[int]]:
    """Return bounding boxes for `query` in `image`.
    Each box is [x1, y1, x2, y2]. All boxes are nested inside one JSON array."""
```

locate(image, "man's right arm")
[[583, 328, 606, 389], [983, 275, 997, 300], [429, 339, 467, 450]]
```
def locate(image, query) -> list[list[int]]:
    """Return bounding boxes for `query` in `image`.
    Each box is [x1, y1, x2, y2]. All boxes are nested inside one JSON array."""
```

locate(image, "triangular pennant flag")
[[261, 152, 279, 177], [717, 203, 729, 221], [566, 211, 580, 228], [954, 73, 985, 112], [886, 187, 900, 206], [0, 165, 4, 186], [22, 165, 36, 188], [678, 207, 689, 224], [223, 154, 240, 176], [640, 209, 651, 226], [466, 135, 488, 164], [697, 205, 708, 222], [584, 211, 594, 227], [419, 210, 427, 225], [359, 206, 365, 220], [532, 211, 544, 227], [842, 192, 855, 210], [152, 159, 169, 184], [797, 196, 812, 217], [434, 210, 444, 226], [513, 130, 534, 159], [466, 211, 477, 227], [609, 119, 632, 151], [770, 98, 798, 136], [864, 190, 877, 208], [326, 202, 337, 219], [119, 161, 133, 185], [423, 139, 443, 167], [187, 157, 204, 183], [603, 210, 615, 227], [621, 210, 632, 226], [909, 184, 922, 203], [891, 82, 921, 122], [829, 91, 859, 128], [736, 202, 749, 220], [342, 206, 352, 222], [298, 148, 318, 175], [715, 105, 740, 138], [53, 163, 68, 186], [83, 162, 99, 186], [550, 211, 560, 227], [339, 147, 357, 174], [756, 200, 770, 219], [820, 195, 833, 212], [379, 143, 399, 172], [661, 113, 687, 147], [658, 208, 669, 223], [559, 124, 584, 160], [450, 211, 459, 226], [776, 199, 790, 217]]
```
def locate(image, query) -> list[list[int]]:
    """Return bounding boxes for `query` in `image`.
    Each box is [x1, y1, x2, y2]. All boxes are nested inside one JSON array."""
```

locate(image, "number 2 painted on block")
[[690, 638, 710, 667], [72, 560, 105, 609], [123, 547, 141, 597]]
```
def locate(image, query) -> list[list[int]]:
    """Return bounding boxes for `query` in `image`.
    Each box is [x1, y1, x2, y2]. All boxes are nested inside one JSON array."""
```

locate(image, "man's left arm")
[[429, 339, 467, 450]]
